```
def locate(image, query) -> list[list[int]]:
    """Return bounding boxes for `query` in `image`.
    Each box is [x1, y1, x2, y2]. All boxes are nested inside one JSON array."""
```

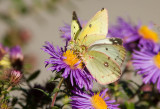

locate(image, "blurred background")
[[0, 0, 160, 85]]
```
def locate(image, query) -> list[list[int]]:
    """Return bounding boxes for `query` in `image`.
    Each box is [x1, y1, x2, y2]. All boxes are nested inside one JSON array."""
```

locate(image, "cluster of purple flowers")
[[0, 44, 23, 85], [108, 18, 160, 92], [42, 16, 160, 108]]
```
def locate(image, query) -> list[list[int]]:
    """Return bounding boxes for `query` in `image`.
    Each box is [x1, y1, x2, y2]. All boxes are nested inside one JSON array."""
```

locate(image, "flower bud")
[[9, 70, 22, 85], [10, 46, 23, 70], [10, 46, 23, 61]]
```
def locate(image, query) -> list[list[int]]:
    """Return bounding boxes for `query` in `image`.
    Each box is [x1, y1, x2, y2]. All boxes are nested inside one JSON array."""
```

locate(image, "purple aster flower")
[[132, 41, 160, 91], [42, 41, 93, 90], [70, 88, 119, 109], [10, 46, 24, 62], [108, 17, 159, 51]]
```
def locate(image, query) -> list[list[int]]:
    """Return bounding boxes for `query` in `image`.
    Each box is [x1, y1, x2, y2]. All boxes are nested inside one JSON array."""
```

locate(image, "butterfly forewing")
[[83, 50, 121, 85], [76, 8, 108, 45], [71, 11, 82, 40]]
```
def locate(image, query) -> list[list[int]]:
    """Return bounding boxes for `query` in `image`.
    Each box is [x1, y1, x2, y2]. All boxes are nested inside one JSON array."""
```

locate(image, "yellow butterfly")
[[69, 8, 126, 85]]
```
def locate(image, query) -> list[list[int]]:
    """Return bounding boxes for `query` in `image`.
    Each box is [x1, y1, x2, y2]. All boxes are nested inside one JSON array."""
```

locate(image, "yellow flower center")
[[63, 50, 82, 69], [154, 52, 160, 69], [138, 25, 159, 43], [91, 92, 107, 109]]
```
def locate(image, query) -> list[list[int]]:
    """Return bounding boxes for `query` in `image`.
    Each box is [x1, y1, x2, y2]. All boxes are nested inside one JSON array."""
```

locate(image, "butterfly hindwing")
[[76, 8, 108, 45], [88, 38, 126, 66], [71, 11, 82, 40], [83, 50, 121, 85]]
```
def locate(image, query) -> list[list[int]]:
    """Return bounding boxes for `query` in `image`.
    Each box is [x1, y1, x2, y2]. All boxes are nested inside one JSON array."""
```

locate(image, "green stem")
[[51, 78, 64, 108], [0, 86, 12, 101]]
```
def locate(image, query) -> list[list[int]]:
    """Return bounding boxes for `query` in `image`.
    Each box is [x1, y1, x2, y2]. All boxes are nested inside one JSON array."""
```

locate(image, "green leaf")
[[34, 88, 49, 96], [56, 94, 66, 101], [51, 106, 59, 109], [27, 70, 40, 82], [52, 88, 59, 95], [125, 102, 135, 109], [49, 77, 55, 82]]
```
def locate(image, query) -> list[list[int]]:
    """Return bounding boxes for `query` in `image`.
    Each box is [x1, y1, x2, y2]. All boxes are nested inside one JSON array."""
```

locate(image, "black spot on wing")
[[89, 24, 92, 28], [109, 38, 122, 45], [104, 62, 109, 67]]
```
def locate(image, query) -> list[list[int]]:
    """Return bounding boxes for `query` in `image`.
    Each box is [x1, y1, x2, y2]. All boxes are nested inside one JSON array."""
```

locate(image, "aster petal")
[[70, 70, 74, 86], [152, 69, 160, 83], [157, 76, 160, 90], [62, 66, 70, 78], [100, 88, 108, 97]]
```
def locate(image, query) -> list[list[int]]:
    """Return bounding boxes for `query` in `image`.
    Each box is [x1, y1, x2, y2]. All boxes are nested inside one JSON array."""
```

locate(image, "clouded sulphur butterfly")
[[69, 8, 126, 85]]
